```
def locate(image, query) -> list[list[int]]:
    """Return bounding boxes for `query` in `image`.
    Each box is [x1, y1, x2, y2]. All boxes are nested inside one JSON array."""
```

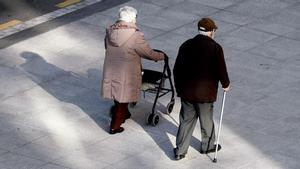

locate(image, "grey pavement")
[[0, 0, 300, 168]]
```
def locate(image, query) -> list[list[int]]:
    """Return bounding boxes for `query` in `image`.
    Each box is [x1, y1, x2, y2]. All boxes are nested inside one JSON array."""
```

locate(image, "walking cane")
[[213, 91, 227, 163]]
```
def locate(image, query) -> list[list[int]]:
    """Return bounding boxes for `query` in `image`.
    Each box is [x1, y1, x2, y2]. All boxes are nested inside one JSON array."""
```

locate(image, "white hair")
[[198, 30, 210, 36], [199, 30, 215, 39], [119, 6, 137, 23]]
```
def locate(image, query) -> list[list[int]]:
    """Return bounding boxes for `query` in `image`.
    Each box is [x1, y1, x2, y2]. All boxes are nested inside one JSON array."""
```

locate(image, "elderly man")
[[102, 6, 165, 134], [173, 18, 230, 160]]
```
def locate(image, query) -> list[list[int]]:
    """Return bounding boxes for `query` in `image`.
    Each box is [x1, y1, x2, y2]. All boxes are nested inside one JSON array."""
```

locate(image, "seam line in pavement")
[[0, 0, 102, 40]]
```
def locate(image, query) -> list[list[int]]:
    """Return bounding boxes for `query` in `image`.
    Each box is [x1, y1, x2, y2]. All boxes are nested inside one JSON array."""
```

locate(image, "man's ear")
[[208, 31, 213, 38]]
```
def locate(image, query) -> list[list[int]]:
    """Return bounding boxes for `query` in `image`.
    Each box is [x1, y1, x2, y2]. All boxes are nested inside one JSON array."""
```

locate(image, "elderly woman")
[[102, 6, 165, 134]]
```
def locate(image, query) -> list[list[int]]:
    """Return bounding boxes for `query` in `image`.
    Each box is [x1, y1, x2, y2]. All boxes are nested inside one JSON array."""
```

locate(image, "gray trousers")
[[175, 99, 215, 155]]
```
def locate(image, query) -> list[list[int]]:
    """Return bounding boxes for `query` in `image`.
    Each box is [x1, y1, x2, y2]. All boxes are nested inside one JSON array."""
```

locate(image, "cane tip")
[[213, 158, 217, 163]]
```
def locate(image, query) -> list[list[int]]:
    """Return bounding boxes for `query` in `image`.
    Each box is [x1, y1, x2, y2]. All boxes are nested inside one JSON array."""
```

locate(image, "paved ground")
[[0, 0, 62, 24], [0, 0, 300, 168]]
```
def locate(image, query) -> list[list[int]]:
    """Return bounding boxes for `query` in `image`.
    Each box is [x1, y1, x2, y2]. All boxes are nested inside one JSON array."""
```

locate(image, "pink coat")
[[102, 21, 164, 103]]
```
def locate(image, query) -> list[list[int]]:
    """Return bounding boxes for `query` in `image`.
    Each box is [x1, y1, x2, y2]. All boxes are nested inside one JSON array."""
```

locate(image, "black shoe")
[[173, 148, 185, 160], [109, 127, 124, 134], [175, 154, 185, 160], [200, 144, 222, 154]]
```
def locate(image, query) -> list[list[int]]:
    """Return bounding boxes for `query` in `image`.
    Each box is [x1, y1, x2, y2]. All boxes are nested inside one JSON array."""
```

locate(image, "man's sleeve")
[[173, 44, 185, 93], [216, 44, 230, 88]]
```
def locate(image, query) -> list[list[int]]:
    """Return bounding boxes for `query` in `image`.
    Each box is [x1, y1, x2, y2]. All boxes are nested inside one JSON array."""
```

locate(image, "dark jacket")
[[173, 34, 230, 102]]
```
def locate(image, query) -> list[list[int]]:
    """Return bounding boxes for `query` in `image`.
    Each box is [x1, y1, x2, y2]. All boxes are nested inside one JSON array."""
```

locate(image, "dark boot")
[[110, 102, 124, 134], [124, 108, 131, 121], [110, 105, 131, 124]]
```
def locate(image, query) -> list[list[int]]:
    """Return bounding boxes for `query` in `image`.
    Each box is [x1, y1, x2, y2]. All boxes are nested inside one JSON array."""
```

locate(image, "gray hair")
[[119, 6, 137, 23], [199, 30, 215, 39], [198, 30, 210, 36]]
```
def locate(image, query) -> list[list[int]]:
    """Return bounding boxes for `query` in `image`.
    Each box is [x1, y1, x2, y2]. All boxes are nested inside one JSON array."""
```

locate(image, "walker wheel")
[[166, 99, 175, 114], [146, 112, 159, 126], [146, 113, 153, 125]]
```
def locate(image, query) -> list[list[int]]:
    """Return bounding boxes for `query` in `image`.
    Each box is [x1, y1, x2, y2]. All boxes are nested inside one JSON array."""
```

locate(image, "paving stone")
[[56, 19, 106, 38], [26, 133, 93, 154], [105, 143, 188, 169], [211, 10, 255, 27], [137, 24, 166, 40], [165, 1, 220, 16], [0, 72, 38, 101], [213, 19, 240, 37], [187, 0, 241, 9], [246, 20, 296, 36], [51, 151, 110, 169], [0, 47, 31, 67], [265, 37, 300, 53], [0, 153, 46, 169], [225, 0, 292, 18], [138, 0, 185, 7], [282, 54, 300, 72], [14, 29, 86, 53], [139, 15, 187, 32], [55, 40, 105, 71], [250, 133, 300, 169], [284, 29, 300, 41], [74, 143, 129, 165], [101, 0, 163, 19], [244, 153, 300, 169], [38, 163, 72, 169], [79, 13, 117, 28], [226, 27, 278, 43], [155, 9, 199, 25], [0, 149, 8, 156], [12, 143, 65, 163], [0, 127, 47, 151], [261, 5, 300, 29], [148, 32, 187, 58], [220, 137, 282, 169], [172, 21, 199, 38], [218, 36, 259, 51], [18, 51, 70, 83], [248, 37, 300, 60]]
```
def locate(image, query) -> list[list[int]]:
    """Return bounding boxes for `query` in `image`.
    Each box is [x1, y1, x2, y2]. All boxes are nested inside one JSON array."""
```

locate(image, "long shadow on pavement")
[[19, 51, 111, 132]]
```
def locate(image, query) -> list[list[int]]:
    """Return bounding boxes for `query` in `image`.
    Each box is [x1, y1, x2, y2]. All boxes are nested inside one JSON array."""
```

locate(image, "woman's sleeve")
[[134, 32, 164, 61], [104, 29, 109, 49]]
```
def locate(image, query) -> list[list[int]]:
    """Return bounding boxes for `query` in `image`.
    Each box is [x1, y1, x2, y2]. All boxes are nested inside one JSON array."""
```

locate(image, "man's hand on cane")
[[223, 85, 230, 92]]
